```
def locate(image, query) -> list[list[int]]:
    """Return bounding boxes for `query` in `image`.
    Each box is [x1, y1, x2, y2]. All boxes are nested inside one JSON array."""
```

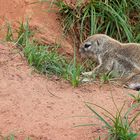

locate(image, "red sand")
[[0, 0, 139, 139]]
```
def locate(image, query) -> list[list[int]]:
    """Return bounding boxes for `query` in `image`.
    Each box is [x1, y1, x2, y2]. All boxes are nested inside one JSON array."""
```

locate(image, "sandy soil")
[[0, 0, 140, 140], [0, 43, 139, 140]]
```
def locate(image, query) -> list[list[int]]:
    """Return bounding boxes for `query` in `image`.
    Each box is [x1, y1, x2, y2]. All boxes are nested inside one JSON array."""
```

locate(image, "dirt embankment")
[[0, 43, 139, 140], [0, 0, 73, 55], [0, 0, 140, 140]]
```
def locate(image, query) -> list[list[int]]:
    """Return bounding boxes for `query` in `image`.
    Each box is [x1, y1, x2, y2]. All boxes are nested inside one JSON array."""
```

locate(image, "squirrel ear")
[[96, 39, 100, 46]]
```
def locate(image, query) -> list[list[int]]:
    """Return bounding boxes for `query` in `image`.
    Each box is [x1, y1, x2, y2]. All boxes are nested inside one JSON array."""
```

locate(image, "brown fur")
[[79, 34, 140, 90]]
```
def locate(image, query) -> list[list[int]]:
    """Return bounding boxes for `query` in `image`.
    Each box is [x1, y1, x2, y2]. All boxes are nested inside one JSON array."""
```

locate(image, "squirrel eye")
[[84, 42, 92, 48]]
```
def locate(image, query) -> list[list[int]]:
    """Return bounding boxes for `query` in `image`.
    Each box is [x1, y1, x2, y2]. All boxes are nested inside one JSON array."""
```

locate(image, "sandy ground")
[[0, 43, 139, 140], [0, 0, 140, 140]]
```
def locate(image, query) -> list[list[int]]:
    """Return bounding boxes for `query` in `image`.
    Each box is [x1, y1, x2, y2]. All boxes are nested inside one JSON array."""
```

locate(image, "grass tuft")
[[99, 71, 118, 84], [24, 43, 83, 87], [51, 0, 140, 44], [129, 91, 140, 104], [4, 20, 84, 87], [24, 44, 67, 76], [5, 22, 14, 42], [85, 102, 140, 139]]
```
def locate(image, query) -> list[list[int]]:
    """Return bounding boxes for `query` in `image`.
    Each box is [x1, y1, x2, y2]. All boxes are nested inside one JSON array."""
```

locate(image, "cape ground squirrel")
[[79, 34, 140, 90]]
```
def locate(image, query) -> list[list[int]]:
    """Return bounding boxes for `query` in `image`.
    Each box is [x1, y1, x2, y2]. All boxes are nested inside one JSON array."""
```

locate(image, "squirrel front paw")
[[82, 71, 94, 76]]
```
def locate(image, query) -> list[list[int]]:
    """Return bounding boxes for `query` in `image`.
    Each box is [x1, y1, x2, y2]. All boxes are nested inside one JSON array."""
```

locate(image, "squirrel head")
[[79, 34, 109, 59]]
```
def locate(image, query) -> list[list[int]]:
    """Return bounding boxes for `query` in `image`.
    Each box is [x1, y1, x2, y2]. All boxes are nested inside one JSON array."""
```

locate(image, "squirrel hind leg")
[[122, 72, 140, 91], [128, 83, 140, 91], [124, 83, 140, 91]]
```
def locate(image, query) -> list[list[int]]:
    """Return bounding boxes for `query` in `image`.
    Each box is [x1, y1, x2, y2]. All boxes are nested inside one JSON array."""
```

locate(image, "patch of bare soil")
[[0, 0, 140, 140], [0, 44, 139, 140]]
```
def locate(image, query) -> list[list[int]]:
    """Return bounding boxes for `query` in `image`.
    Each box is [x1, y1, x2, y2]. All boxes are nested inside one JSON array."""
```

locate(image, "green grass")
[[85, 102, 140, 140], [50, 0, 140, 44], [100, 73, 114, 84], [24, 44, 67, 76], [5, 20, 32, 47], [24, 42, 83, 87], [129, 91, 140, 104], [4, 134, 31, 140], [4, 19, 84, 87], [22, 20, 84, 87], [5, 22, 14, 42], [15, 21, 33, 47], [99, 71, 119, 84], [64, 59, 83, 87], [22, 20, 83, 87], [63, 46, 84, 87], [4, 134, 15, 140]]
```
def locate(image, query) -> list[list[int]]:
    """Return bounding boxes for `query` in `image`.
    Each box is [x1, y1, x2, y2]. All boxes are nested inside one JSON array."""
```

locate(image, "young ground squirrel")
[[79, 34, 140, 90]]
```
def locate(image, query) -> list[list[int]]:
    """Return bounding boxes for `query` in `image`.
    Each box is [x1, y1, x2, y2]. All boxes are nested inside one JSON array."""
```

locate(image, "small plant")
[[4, 134, 14, 140], [15, 21, 32, 47], [129, 91, 140, 104], [4, 19, 84, 87], [5, 20, 32, 47], [85, 102, 140, 140], [64, 47, 84, 87], [5, 19, 84, 87], [24, 43, 83, 87], [4, 134, 31, 140], [65, 60, 83, 87], [99, 71, 118, 84], [5, 22, 14, 42], [5, 20, 68, 82], [24, 44, 67, 76]]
